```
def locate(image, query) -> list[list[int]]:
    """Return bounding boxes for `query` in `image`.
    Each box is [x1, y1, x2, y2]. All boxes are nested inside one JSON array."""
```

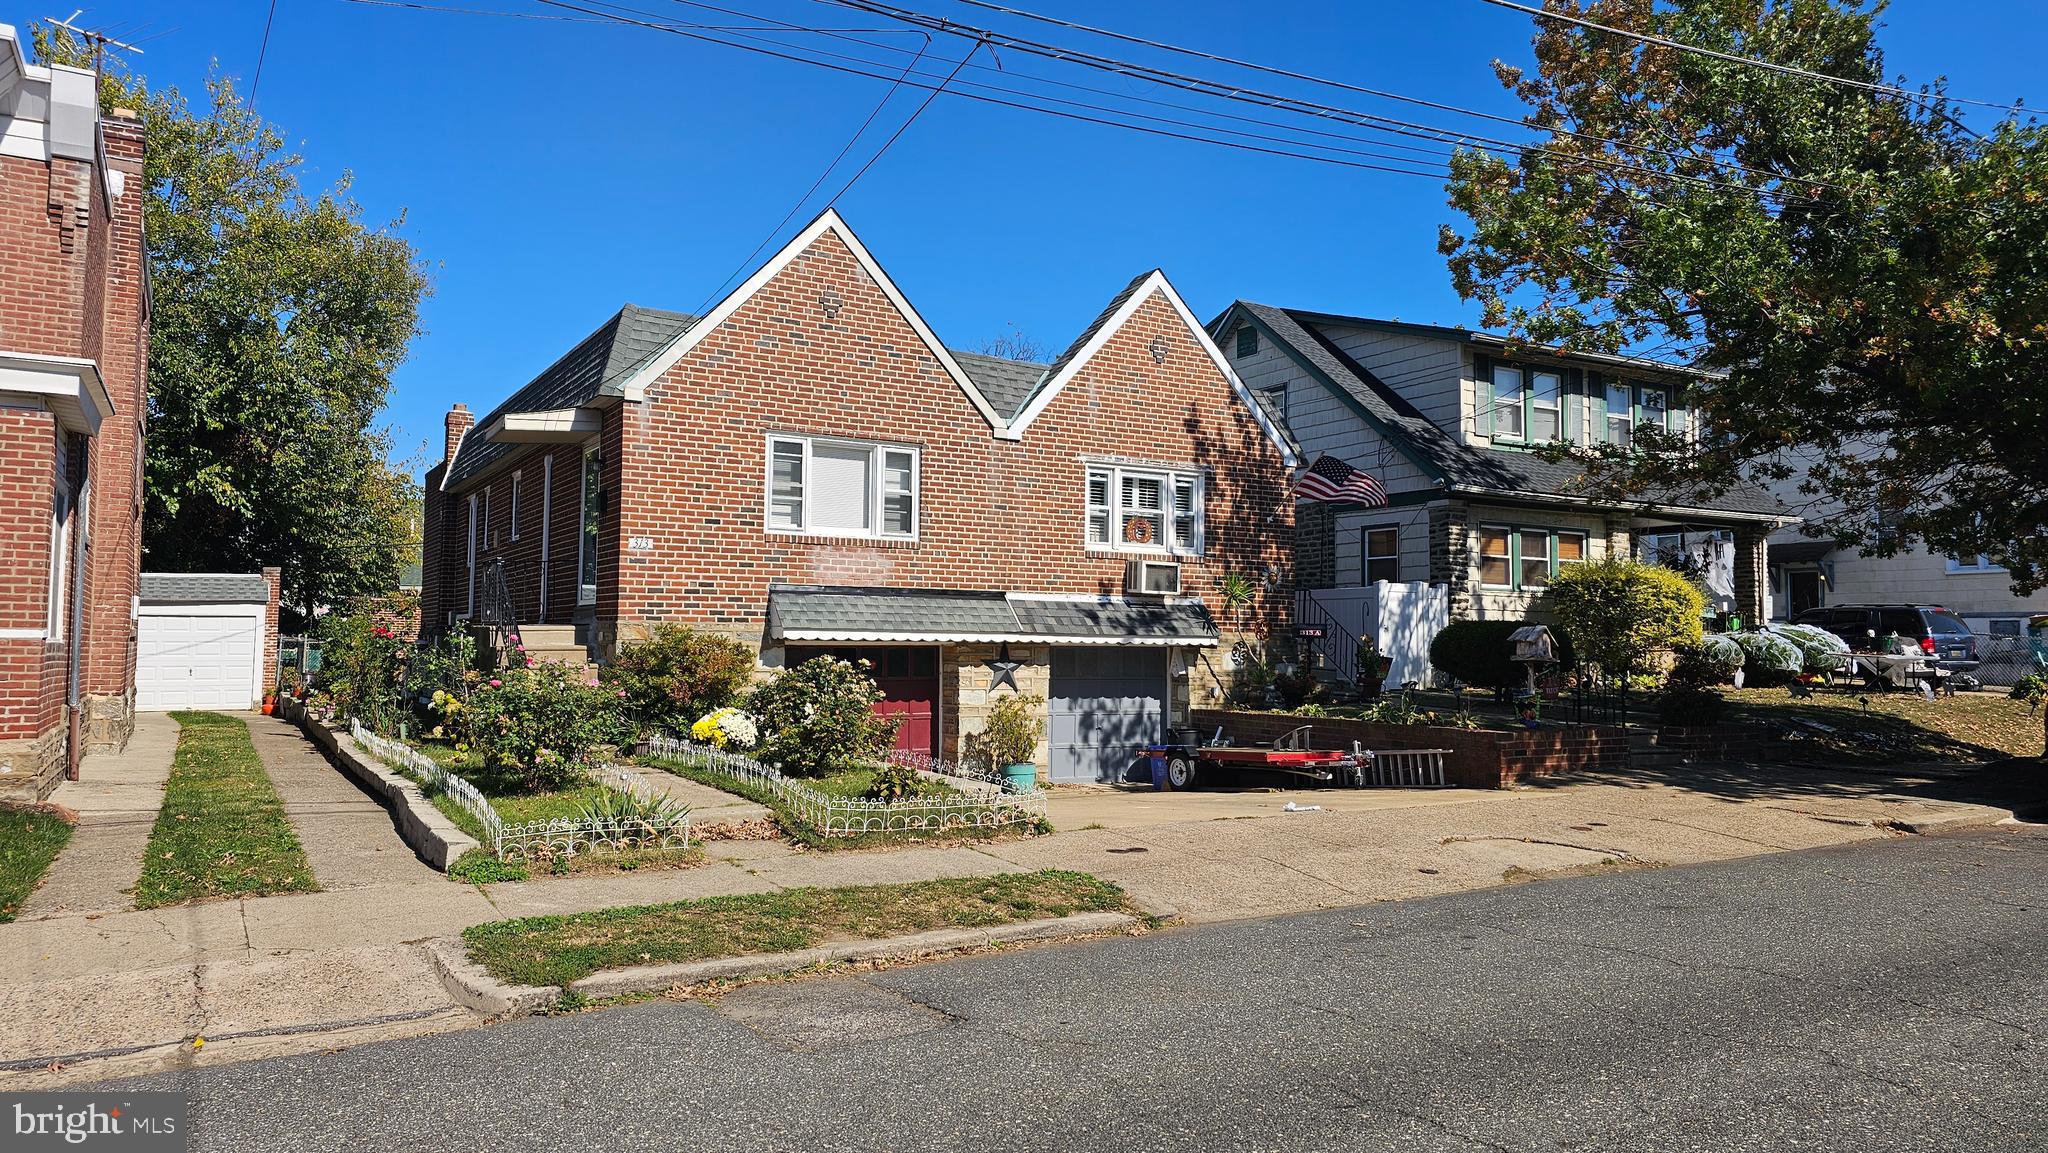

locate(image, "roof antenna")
[[43, 10, 146, 71]]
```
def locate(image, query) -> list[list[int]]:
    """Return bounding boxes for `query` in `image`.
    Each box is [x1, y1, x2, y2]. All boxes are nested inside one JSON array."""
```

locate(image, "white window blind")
[[809, 442, 873, 532], [769, 440, 805, 530], [765, 435, 918, 540], [881, 450, 915, 536]]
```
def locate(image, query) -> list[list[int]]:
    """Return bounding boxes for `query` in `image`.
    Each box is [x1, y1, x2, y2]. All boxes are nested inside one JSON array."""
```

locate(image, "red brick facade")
[[423, 216, 1294, 766], [0, 56, 149, 801]]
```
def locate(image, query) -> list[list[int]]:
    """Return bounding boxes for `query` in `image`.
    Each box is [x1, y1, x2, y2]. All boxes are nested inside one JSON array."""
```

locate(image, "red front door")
[[785, 646, 939, 759]]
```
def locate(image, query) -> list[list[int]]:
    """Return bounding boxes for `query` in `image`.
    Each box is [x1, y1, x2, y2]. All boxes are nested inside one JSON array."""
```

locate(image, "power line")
[[340, 0, 912, 32], [926, 0, 1828, 195], [251, 0, 280, 103], [1475, 0, 2030, 118], [823, 37, 978, 206], [691, 30, 936, 315], [827, 0, 1835, 202]]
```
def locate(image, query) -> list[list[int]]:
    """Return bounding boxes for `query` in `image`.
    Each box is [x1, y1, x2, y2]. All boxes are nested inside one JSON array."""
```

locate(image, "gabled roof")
[[1221, 301, 1784, 522], [447, 304, 695, 487]]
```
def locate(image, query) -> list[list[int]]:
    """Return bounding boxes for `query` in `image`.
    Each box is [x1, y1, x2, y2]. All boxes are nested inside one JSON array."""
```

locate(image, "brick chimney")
[[445, 403, 473, 464]]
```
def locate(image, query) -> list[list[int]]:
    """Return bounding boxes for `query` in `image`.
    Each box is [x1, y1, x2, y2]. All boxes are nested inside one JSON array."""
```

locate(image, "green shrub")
[[1429, 620, 1578, 690], [405, 630, 481, 740], [1549, 557, 1705, 679], [1697, 633, 1746, 677], [1768, 622, 1851, 673], [467, 663, 635, 792], [864, 761, 925, 801], [318, 612, 405, 733], [1658, 646, 1729, 726], [747, 656, 896, 778], [965, 692, 1045, 770], [601, 624, 756, 739], [2010, 672, 2046, 710]]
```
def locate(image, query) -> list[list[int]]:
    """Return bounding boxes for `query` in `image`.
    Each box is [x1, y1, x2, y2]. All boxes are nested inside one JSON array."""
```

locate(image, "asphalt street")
[[104, 824, 2045, 1152]]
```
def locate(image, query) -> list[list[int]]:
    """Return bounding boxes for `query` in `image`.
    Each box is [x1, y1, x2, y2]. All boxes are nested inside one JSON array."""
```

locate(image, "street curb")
[[277, 698, 481, 871], [1883, 804, 2019, 835], [425, 938, 558, 1018], [566, 910, 1140, 998]]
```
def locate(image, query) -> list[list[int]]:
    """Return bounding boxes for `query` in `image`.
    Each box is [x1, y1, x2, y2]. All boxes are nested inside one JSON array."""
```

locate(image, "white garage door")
[[137, 610, 262, 712]]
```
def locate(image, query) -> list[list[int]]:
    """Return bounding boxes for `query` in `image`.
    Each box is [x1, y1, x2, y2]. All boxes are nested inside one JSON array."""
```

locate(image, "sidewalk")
[[0, 727, 2022, 1086], [18, 713, 179, 918], [242, 713, 442, 890]]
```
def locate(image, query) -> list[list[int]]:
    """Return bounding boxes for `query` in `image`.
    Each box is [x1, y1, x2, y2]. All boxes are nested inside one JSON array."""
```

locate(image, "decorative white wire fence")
[[349, 719, 691, 862], [645, 735, 1048, 838]]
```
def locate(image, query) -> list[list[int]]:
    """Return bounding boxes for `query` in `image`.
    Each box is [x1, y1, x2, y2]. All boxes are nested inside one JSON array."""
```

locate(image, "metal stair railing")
[[1292, 589, 1362, 687], [474, 558, 525, 665]]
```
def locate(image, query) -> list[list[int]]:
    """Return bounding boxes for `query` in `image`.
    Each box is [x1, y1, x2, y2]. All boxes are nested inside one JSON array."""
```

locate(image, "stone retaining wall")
[[276, 696, 478, 870]]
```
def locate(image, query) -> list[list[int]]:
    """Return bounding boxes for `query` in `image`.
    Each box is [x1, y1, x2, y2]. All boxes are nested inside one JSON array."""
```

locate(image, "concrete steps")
[[1627, 728, 1685, 769], [485, 623, 591, 670]]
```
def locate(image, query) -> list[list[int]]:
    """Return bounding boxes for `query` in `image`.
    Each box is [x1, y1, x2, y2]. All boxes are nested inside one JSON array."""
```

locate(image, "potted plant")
[[1355, 636, 1393, 696], [967, 692, 1045, 793]]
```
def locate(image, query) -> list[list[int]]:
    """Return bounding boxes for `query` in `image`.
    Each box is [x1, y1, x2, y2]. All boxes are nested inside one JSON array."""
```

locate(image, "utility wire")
[[691, 30, 936, 315], [929, 0, 1831, 193], [827, 0, 1835, 202], [823, 37, 979, 206], [340, 0, 912, 32], [1475, 0, 2030, 118], [251, 0, 280, 103]]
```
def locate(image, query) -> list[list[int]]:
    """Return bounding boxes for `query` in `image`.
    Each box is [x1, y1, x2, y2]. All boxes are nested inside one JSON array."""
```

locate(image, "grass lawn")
[[135, 712, 318, 908], [807, 765, 957, 799], [463, 870, 1129, 987], [0, 808, 73, 922], [1723, 687, 2043, 764]]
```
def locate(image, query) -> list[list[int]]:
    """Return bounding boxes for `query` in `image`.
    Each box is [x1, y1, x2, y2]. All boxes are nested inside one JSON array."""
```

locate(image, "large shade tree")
[[1440, 0, 2046, 596], [35, 27, 429, 614]]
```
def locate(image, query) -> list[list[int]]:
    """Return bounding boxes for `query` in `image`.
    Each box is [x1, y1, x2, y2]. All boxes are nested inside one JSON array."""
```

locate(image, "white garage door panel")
[[138, 612, 261, 711]]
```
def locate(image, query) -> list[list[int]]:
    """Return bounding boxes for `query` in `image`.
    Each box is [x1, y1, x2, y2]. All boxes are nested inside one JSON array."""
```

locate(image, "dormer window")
[[1530, 371, 1562, 441], [1491, 366, 1526, 439], [1604, 382, 1634, 446]]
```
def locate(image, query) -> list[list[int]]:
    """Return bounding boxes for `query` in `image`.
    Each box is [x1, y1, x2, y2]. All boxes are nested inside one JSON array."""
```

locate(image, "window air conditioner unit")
[[1125, 559, 1181, 596]]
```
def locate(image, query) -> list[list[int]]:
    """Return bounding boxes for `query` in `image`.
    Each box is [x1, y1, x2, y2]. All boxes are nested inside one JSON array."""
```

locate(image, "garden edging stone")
[[514, 910, 1142, 1001], [275, 697, 480, 871]]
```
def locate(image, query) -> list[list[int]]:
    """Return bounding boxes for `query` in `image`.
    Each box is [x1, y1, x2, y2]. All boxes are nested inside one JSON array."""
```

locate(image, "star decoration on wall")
[[984, 643, 1022, 693]]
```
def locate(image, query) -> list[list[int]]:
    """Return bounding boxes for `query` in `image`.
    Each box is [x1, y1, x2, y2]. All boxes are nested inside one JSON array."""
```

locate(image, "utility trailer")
[[1143, 725, 1448, 790]]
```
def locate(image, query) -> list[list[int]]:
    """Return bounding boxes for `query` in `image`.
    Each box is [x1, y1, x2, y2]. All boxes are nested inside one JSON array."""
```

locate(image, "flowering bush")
[[689, 706, 759, 750], [466, 662, 634, 792], [746, 657, 896, 778], [602, 625, 756, 739], [318, 612, 405, 734]]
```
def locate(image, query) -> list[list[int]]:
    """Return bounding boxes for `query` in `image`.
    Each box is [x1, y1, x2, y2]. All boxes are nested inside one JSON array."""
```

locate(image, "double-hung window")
[[1490, 366, 1526, 440], [1529, 371, 1563, 441], [1363, 526, 1400, 584], [766, 435, 919, 540], [1086, 464, 1203, 554], [1479, 526, 1585, 591], [1638, 388, 1668, 437], [509, 471, 522, 540], [1604, 382, 1634, 446], [1947, 554, 2004, 574]]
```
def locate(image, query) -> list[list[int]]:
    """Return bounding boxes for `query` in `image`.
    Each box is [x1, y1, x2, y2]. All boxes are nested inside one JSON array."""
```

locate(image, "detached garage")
[[137, 573, 278, 712]]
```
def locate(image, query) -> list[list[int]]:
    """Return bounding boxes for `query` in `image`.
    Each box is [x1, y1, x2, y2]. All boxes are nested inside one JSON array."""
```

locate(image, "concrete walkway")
[[630, 764, 772, 829], [18, 713, 180, 918], [242, 713, 442, 891]]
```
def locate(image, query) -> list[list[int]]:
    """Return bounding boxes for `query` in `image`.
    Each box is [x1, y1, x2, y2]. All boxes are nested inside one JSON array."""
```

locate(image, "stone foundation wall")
[[80, 691, 133, 755], [0, 723, 66, 802]]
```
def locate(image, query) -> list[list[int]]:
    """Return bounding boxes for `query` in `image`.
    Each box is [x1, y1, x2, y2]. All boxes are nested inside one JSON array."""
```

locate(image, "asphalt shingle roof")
[[1237, 301, 1784, 521], [141, 572, 270, 604], [767, 586, 1217, 644], [948, 351, 1047, 420], [448, 304, 696, 487]]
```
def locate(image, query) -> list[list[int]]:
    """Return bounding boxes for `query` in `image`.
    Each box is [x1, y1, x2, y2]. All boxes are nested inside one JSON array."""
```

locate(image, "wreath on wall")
[[1123, 516, 1156, 545]]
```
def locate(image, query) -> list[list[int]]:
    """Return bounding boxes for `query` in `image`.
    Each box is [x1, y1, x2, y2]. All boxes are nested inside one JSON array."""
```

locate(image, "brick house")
[[0, 27, 149, 801], [1209, 303, 1785, 635], [421, 210, 1295, 782]]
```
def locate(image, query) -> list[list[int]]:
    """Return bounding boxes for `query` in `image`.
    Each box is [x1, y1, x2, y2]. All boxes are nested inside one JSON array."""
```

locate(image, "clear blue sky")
[[40, 1, 2042, 472]]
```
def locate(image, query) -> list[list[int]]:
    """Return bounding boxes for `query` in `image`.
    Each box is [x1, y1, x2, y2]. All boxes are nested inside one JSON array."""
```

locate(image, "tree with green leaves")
[[1441, 1, 2046, 596], [34, 26, 429, 615]]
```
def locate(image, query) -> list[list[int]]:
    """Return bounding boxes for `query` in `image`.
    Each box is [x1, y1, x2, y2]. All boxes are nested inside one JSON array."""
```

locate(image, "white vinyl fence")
[[1304, 581, 1450, 688]]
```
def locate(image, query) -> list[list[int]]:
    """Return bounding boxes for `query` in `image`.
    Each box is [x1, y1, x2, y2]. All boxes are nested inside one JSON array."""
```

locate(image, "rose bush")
[[466, 662, 634, 791], [746, 656, 896, 778]]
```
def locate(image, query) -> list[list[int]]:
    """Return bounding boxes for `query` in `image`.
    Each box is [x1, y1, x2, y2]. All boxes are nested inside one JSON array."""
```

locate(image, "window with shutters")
[[1086, 464, 1203, 555], [764, 435, 919, 541]]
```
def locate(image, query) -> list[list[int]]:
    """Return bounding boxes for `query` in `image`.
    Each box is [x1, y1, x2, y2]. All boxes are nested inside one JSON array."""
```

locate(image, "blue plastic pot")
[[1003, 763, 1038, 793]]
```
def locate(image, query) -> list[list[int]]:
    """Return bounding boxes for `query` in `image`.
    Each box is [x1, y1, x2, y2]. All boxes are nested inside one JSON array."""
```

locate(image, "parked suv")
[[1790, 604, 1981, 671]]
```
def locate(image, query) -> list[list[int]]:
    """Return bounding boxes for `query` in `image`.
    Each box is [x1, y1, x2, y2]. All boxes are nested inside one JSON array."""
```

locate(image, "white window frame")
[[1491, 365, 1526, 440], [1605, 382, 1634, 445], [762, 433, 920, 542], [538, 456, 553, 619], [1529, 371, 1563, 442], [1946, 554, 2004, 574], [463, 493, 478, 618], [48, 472, 72, 642], [509, 470, 522, 541], [577, 446, 600, 607], [1362, 524, 1400, 585], [480, 487, 491, 551], [1085, 463, 1204, 556], [1477, 525, 1514, 589]]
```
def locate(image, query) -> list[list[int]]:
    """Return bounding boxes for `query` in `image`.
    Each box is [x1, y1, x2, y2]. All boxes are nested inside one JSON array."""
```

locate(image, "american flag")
[[1293, 454, 1388, 507]]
